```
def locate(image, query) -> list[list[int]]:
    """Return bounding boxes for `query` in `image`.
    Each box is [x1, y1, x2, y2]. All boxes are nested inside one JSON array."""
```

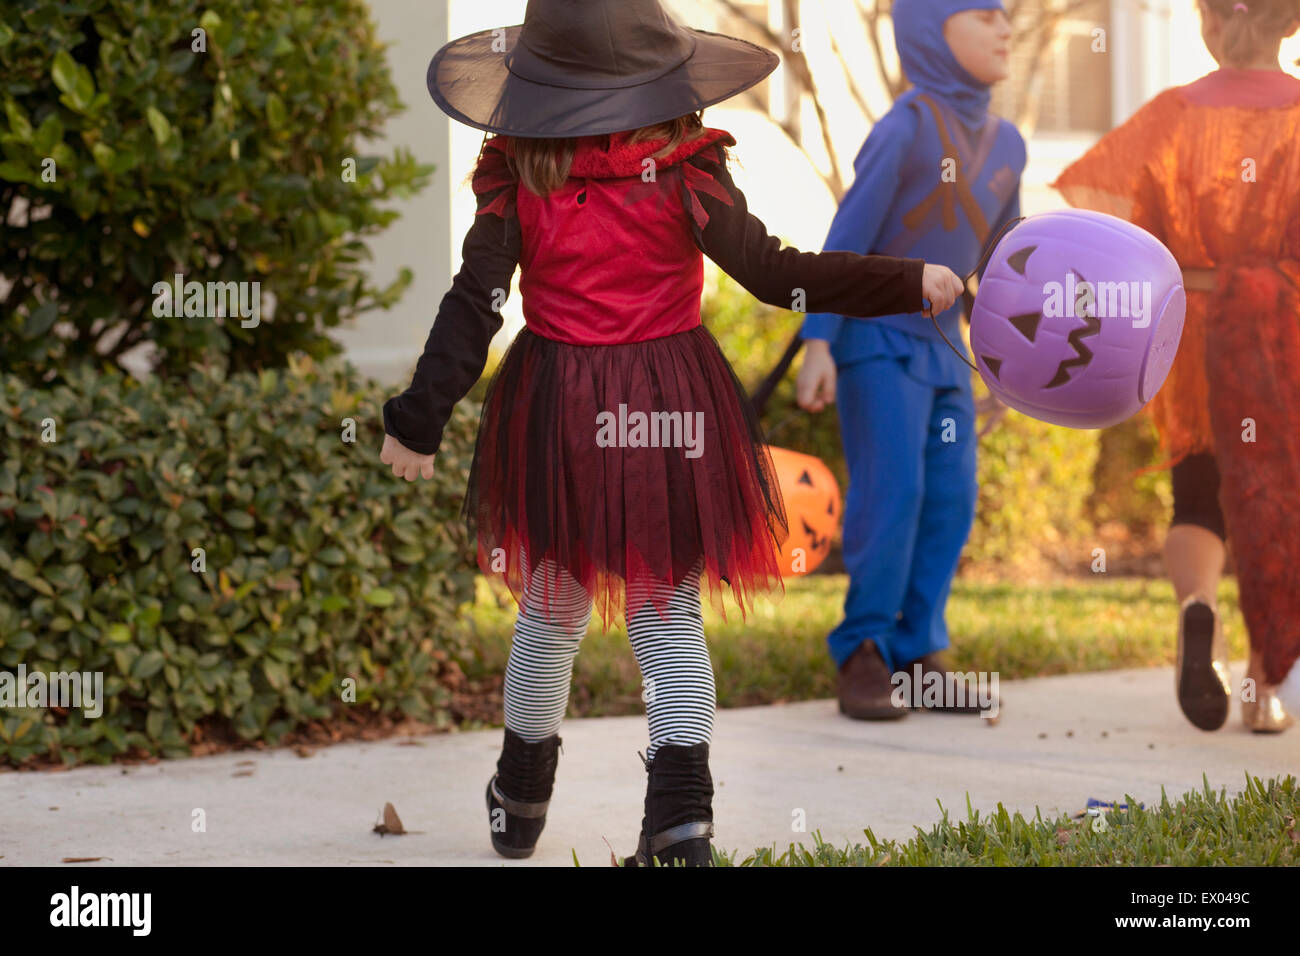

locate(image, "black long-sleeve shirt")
[[382, 150, 925, 456]]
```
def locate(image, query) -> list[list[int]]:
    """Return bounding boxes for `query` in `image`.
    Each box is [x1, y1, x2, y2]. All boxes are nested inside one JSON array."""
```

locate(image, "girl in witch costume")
[[1054, 0, 1300, 734], [380, 0, 964, 865]]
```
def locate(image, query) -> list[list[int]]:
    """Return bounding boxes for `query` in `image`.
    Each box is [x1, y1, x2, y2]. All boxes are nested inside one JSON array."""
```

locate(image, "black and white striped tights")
[[503, 557, 714, 761]]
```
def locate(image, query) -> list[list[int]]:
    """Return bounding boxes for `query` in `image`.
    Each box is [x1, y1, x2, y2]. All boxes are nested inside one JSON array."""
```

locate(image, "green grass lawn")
[[462, 573, 1246, 719], [708, 774, 1300, 867]]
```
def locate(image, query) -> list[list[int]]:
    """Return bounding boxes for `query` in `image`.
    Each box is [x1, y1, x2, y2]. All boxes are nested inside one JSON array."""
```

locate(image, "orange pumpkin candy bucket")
[[763, 445, 841, 577]]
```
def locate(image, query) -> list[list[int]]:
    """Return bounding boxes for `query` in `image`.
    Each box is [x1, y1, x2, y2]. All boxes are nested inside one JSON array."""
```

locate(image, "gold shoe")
[[1174, 598, 1231, 731], [1242, 688, 1295, 734]]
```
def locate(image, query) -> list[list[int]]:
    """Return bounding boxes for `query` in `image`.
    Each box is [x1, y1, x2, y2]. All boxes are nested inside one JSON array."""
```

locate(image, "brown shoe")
[[1175, 598, 1231, 731], [838, 641, 907, 721], [899, 653, 998, 715]]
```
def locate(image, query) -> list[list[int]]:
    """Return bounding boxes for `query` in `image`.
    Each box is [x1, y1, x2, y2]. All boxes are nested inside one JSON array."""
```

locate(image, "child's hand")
[[921, 263, 964, 317], [796, 339, 837, 412], [380, 433, 437, 482]]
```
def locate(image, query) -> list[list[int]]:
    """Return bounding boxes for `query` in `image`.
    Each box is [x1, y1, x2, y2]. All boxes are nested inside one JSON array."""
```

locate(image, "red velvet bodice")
[[472, 128, 735, 345]]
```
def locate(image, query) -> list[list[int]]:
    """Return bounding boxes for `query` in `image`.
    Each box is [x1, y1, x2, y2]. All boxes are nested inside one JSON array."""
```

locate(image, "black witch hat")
[[427, 0, 780, 138]]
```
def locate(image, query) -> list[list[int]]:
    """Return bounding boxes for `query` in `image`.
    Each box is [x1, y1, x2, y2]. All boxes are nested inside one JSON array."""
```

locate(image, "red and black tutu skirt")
[[465, 324, 788, 626]]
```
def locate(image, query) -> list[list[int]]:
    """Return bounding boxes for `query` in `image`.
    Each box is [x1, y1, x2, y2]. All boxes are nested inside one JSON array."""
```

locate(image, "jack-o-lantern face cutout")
[[764, 446, 840, 577], [969, 209, 1186, 430], [1042, 271, 1102, 390], [984, 247, 1103, 391]]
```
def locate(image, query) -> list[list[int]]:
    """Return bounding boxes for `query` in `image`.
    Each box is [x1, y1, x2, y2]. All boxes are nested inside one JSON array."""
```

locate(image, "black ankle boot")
[[622, 742, 715, 867], [485, 728, 562, 859]]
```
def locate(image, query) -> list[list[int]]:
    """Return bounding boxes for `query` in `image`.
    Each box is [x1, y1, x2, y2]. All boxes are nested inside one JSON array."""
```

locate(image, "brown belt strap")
[[901, 93, 991, 246]]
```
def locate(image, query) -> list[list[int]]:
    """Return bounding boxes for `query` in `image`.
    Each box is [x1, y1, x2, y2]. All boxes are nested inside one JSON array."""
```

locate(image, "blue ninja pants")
[[826, 355, 978, 671]]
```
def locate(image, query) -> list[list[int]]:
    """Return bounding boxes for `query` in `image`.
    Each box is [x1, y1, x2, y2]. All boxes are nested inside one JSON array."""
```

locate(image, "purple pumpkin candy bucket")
[[970, 209, 1185, 429]]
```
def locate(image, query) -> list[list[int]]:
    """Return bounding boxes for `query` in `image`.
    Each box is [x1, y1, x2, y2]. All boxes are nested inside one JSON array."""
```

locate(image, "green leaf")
[[223, 510, 254, 530], [192, 196, 221, 219], [165, 49, 194, 75], [132, 650, 165, 680], [52, 50, 95, 112], [23, 302, 58, 340], [391, 542, 425, 563], [110, 146, 138, 176], [144, 106, 171, 145], [0, 23, 14, 47], [90, 142, 116, 171], [4, 100, 33, 142], [106, 624, 132, 644], [262, 659, 288, 690], [0, 160, 32, 183], [32, 113, 64, 154], [51, 51, 79, 96], [265, 93, 286, 130], [10, 557, 53, 596], [363, 588, 395, 607], [198, 10, 223, 35], [102, 723, 126, 750]]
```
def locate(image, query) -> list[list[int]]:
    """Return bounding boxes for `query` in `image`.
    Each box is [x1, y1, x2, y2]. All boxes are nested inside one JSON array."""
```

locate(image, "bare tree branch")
[[827, 26, 877, 124], [866, 0, 907, 100], [712, 0, 846, 197], [709, 0, 1101, 197]]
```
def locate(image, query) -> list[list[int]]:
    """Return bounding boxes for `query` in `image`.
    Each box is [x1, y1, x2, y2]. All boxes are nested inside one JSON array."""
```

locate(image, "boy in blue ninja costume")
[[796, 0, 1025, 719]]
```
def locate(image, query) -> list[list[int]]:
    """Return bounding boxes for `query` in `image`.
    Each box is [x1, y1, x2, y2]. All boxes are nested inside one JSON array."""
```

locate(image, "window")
[[991, 0, 1113, 133]]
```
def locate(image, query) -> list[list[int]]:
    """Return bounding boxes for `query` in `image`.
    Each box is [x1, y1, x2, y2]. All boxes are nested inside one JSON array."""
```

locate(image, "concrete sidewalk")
[[2, 662, 1296, 866]]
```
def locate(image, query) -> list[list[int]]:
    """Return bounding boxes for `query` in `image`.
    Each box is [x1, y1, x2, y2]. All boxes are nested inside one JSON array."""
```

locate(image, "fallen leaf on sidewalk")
[[62, 857, 109, 863], [373, 802, 407, 836], [232, 770, 254, 777]]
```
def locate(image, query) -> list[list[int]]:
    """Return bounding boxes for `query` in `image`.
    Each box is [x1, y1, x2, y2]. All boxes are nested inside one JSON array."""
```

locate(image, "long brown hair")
[[1200, 0, 1300, 67], [492, 112, 709, 197]]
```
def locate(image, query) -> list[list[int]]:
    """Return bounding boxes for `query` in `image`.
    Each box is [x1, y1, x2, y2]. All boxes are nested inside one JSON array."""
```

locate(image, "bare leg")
[[1165, 523, 1231, 730], [1166, 524, 1292, 730], [1163, 524, 1225, 608]]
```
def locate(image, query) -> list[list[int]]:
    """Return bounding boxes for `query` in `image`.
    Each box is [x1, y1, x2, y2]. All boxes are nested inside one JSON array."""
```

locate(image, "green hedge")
[[702, 271, 846, 485], [0, 357, 479, 765], [0, 0, 430, 381], [965, 372, 1098, 570]]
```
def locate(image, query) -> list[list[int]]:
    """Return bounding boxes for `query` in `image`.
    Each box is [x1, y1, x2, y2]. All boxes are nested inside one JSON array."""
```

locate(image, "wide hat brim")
[[427, 25, 780, 138]]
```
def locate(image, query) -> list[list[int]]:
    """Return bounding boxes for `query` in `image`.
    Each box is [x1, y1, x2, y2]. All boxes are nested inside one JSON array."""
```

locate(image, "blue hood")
[[892, 0, 1005, 128]]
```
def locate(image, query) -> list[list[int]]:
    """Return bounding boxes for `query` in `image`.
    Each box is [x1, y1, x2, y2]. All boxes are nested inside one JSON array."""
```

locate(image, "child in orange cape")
[[1055, 0, 1300, 733]]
